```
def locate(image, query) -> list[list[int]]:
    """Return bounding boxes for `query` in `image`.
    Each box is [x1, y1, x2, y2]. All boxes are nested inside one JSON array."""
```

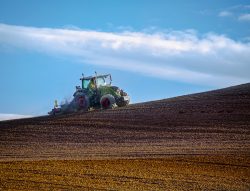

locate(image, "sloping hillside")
[[0, 83, 249, 160], [0, 83, 249, 190]]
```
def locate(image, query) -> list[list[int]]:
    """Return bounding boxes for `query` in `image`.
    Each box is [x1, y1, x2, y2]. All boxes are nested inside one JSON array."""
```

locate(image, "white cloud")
[[0, 113, 32, 121], [0, 23, 250, 87], [238, 13, 250, 21], [226, 4, 250, 11], [218, 11, 233, 17], [218, 5, 250, 22]]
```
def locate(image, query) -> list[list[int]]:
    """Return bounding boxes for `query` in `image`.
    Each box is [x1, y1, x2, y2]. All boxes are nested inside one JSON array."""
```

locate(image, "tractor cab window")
[[96, 77, 105, 87], [82, 79, 90, 89], [96, 76, 111, 87]]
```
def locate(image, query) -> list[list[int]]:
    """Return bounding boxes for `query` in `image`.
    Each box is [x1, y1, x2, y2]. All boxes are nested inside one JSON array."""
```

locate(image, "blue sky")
[[0, 0, 250, 119]]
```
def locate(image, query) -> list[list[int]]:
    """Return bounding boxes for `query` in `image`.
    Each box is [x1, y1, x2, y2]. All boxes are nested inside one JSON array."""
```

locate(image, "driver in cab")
[[88, 78, 95, 90]]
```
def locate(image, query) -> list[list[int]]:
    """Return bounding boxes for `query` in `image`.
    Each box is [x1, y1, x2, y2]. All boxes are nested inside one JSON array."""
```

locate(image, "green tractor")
[[48, 73, 130, 115]]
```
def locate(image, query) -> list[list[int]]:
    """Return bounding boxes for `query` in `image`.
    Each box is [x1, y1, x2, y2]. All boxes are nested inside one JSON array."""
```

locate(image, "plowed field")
[[0, 83, 250, 190]]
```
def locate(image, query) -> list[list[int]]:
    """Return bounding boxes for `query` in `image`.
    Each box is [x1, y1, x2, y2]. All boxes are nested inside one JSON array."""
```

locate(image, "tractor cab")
[[81, 74, 112, 90]]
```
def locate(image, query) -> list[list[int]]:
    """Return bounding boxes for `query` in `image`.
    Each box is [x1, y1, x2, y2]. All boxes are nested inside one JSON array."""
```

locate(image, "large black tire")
[[75, 94, 89, 111], [100, 94, 116, 109]]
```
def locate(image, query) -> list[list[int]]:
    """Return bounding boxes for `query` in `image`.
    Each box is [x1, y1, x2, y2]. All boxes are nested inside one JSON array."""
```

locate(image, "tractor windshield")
[[96, 77, 105, 87], [96, 76, 111, 87]]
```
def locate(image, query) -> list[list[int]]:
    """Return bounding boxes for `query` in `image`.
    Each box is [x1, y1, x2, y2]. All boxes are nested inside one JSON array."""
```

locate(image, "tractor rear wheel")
[[100, 94, 116, 109], [76, 95, 89, 111]]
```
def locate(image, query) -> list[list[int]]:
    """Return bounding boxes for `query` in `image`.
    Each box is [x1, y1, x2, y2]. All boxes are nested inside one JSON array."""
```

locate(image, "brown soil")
[[0, 83, 250, 190]]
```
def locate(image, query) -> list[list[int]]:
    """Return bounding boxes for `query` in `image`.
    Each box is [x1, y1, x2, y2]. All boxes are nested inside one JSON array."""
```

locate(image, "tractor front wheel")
[[100, 94, 116, 109]]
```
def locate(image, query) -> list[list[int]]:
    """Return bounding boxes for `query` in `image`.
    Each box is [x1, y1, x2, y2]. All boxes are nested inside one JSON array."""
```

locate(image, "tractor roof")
[[80, 74, 111, 80]]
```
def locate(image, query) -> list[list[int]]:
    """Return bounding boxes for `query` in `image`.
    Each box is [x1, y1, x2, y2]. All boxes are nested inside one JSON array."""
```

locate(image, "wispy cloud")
[[226, 4, 250, 10], [0, 113, 32, 121], [218, 4, 250, 22], [0, 23, 250, 87], [238, 13, 250, 21], [218, 11, 233, 17]]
